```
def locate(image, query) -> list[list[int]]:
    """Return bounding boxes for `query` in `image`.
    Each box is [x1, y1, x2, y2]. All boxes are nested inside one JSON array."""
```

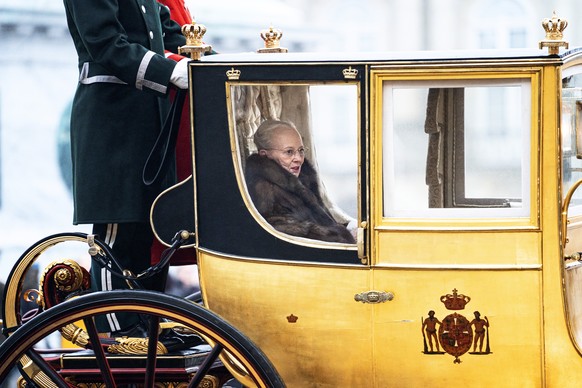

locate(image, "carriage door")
[[368, 67, 544, 385]]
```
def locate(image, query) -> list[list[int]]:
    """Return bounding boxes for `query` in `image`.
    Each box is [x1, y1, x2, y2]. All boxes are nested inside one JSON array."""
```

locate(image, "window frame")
[[226, 80, 362, 249], [370, 67, 541, 230]]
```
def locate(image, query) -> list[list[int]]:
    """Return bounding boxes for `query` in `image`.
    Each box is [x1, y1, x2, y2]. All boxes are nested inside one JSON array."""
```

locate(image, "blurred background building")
[[0, 0, 580, 284]]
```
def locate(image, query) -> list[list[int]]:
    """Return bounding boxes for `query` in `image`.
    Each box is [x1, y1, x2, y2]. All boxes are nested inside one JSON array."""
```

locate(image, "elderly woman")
[[245, 120, 355, 244]]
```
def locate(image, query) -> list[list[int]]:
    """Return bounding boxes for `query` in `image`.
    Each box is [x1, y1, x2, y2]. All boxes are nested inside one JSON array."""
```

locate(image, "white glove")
[[170, 58, 189, 89], [347, 219, 358, 240]]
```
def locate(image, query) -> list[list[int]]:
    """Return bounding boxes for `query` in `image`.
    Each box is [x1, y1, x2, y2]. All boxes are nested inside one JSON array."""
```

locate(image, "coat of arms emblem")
[[422, 289, 491, 363]]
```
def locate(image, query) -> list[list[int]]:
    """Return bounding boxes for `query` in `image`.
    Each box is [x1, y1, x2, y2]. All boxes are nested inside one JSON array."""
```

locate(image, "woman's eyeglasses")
[[268, 147, 307, 158]]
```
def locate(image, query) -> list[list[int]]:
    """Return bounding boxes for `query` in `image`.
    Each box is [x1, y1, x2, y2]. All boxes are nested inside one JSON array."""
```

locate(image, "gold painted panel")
[[198, 252, 372, 387], [372, 269, 542, 386], [374, 230, 541, 266]]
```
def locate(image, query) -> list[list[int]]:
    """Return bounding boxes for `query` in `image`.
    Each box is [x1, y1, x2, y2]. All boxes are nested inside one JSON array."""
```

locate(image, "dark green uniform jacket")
[[63, 0, 186, 224]]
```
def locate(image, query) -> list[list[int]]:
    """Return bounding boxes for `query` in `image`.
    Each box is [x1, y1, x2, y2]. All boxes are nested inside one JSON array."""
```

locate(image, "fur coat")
[[245, 154, 355, 244]]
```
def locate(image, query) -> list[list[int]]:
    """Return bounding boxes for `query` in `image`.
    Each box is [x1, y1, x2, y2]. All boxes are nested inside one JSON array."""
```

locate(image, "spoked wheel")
[[0, 290, 284, 387]]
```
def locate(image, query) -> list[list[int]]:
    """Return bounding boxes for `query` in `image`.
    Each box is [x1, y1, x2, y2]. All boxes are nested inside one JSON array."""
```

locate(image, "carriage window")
[[229, 83, 358, 244], [562, 74, 582, 216], [382, 79, 531, 218]]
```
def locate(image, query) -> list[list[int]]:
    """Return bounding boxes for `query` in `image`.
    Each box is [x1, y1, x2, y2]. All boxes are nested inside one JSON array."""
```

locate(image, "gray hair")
[[253, 119, 299, 151]]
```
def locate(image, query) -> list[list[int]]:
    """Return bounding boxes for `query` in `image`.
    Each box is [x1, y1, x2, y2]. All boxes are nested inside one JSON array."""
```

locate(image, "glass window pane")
[[382, 79, 531, 219], [231, 83, 358, 244], [562, 74, 582, 216], [310, 85, 358, 218], [464, 86, 523, 199]]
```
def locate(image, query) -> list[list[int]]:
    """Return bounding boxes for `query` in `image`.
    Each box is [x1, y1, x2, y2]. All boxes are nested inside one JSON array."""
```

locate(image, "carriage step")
[[51, 345, 229, 386]]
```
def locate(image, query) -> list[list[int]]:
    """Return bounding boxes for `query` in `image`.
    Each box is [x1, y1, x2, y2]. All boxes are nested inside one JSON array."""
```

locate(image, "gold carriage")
[[3, 12, 582, 388]]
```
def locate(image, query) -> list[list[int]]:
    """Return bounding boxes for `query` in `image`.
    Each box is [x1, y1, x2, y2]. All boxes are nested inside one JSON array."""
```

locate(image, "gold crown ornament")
[[179, 21, 212, 60], [539, 11, 568, 55], [440, 289, 471, 310], [257, 26, 288, 53], [226, 67, 241, 80], [342, 66, 358, 80]]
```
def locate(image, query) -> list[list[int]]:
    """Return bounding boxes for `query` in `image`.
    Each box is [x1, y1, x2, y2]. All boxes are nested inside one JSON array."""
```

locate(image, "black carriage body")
[[188, 56, 368, 264]]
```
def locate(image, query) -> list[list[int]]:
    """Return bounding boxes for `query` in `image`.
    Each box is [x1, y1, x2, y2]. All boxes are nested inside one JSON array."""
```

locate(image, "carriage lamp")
[[257, 26, 288, 53], [539, 11, 568, 55], [179, 21, 212, 60]]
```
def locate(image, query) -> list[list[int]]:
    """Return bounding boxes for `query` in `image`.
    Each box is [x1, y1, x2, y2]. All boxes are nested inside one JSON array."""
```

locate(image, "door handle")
[[357, 221, 368, 264], [354, 290, 394, 304]]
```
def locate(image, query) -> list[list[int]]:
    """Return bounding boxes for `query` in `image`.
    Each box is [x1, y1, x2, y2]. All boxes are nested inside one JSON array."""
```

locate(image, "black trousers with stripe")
[[90, 222, 168, 333]]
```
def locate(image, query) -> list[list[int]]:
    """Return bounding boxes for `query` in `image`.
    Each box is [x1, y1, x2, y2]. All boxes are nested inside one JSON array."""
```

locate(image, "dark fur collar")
[[245, 154, 322, 200]]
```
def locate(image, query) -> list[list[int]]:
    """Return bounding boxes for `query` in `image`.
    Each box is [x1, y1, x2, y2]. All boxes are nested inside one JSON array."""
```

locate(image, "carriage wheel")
[[0, 290, 284, 387]]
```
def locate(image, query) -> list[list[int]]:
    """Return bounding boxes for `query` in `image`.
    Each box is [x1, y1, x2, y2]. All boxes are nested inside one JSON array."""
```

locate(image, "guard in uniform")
[[63, 0, 189, 336]]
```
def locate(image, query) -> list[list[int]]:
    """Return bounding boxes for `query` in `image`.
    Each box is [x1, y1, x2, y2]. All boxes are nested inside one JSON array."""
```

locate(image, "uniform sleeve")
[[64, 0, 184, 96]]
